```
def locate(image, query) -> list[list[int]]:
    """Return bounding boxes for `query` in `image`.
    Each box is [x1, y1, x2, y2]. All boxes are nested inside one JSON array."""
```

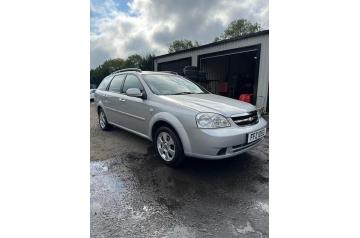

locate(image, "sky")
[[90, 0, 269, 69]]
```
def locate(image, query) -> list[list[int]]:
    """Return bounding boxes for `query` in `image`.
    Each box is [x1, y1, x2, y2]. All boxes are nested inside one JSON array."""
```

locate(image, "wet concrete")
[[90, 103, 269, 238]]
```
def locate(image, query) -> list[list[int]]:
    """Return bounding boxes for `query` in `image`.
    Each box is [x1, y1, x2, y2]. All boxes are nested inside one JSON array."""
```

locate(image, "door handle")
[[119, 98, 126, 102]]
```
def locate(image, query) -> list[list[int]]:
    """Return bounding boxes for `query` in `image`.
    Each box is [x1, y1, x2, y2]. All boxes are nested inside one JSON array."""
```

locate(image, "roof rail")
[[160, 71, 178, 75], [111, 68, 142, 74]]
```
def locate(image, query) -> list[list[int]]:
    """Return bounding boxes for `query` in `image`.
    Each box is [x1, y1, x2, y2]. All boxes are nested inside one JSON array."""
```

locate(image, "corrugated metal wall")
[[154, 33, 269, 112]]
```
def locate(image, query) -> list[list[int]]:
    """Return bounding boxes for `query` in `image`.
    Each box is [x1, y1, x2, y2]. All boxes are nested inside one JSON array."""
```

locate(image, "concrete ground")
[[90, 103, 269, 238]]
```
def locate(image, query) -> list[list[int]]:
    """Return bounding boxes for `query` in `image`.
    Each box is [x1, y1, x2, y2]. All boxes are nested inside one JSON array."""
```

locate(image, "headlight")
[[195, 113, 231, 128]]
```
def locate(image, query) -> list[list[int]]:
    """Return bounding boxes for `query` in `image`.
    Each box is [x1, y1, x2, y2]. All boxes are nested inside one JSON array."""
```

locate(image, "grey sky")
[[90, 0, 269, 68]]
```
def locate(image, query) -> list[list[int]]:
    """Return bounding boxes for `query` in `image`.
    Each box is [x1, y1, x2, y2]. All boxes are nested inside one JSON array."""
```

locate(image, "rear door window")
[[108, 74, 126, 93]]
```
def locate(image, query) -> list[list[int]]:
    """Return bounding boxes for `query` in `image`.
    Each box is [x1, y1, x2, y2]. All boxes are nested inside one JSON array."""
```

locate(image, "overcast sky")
[[90, 0, 269, 69]]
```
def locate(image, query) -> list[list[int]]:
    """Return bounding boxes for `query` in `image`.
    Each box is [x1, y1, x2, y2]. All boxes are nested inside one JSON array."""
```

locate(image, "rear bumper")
[[184, 117, 267, 159]]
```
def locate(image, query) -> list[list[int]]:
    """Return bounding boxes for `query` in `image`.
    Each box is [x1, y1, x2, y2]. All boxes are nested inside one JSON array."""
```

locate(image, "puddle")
[[91, 161, 109, 175], [255, 201, 269, 214], [90, 160, 126, 219], [234, 221, 263, 237]]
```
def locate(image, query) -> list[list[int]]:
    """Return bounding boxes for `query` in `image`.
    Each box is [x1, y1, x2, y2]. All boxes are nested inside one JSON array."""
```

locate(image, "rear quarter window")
[[97, 76, 113, 90]]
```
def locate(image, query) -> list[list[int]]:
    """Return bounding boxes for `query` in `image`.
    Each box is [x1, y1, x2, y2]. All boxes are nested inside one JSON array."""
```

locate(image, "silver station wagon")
[[95, 68, 267, 167]]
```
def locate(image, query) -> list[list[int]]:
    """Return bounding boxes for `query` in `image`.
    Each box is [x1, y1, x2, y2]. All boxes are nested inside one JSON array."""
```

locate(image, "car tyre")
[[154, 126, 185, 167], [98, 108, 111, 130]]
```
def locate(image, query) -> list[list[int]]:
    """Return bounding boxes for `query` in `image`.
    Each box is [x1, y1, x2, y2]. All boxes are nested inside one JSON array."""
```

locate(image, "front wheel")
[[98, 108, 111, 130], [154, 126, 185, 167]]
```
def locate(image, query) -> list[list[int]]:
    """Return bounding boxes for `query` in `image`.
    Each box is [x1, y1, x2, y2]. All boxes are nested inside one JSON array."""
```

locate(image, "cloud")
[[90, 0, 269, 68]]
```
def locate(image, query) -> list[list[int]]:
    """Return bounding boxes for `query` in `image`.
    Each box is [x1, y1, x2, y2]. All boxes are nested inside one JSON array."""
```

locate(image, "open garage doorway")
[[198, 45, 260, 105]]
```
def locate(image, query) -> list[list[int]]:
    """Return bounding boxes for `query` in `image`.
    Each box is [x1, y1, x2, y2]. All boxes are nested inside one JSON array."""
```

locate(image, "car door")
[[104, 74, 127, 125], [118, 74, 150, 136], [96, 75, 113, 114]]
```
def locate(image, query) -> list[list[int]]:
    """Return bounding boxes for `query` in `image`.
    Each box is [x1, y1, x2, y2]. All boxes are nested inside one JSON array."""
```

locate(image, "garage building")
[[154, 30, 269, 112]]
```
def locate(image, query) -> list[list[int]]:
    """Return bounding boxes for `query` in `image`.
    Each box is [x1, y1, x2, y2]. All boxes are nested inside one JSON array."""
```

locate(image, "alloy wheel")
[[157, 132, 176, 161], [99, 111, 106, 129]]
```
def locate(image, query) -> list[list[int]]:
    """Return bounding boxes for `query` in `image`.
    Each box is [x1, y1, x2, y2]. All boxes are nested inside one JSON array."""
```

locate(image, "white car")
[[90, 89, 96, 101]]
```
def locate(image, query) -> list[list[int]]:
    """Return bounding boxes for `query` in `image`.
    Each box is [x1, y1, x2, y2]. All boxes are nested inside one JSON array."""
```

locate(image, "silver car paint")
[[95, 71, 267, 159]]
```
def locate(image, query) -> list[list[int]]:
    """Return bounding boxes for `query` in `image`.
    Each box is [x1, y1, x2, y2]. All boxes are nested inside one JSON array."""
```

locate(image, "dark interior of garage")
[[156, 47, 261, 106], [198, 49, 259, 104]]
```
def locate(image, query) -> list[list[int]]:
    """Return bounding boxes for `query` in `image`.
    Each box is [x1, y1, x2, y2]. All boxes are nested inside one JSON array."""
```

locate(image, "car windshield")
[[142, 74, 207, 95]]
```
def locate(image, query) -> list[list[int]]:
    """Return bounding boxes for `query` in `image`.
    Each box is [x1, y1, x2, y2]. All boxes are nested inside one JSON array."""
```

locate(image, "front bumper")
[[185, 117, 267, 159]]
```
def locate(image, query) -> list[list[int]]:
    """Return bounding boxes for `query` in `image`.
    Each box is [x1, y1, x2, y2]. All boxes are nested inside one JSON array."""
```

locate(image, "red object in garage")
[[239, 94, 253, 103]]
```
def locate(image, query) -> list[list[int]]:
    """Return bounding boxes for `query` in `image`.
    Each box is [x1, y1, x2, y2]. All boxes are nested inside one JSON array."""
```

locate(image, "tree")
[[124, 54, 143, 68], [139, 53, 155, 71], [90, 58, 125, 87], [215, 19, 261, 41], [102, 58, 125, 72], [90, 54, 155, 87], [168, 40, 200, 53]]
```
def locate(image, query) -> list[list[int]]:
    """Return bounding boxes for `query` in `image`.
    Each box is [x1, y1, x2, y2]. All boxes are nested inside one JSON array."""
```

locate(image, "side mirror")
[[126, 88, 146, 99]]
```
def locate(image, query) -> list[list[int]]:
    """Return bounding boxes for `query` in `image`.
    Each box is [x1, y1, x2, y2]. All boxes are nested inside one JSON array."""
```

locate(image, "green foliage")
[[90, 54, 155, 87], [139, 53, 155, 71], [124, 54, 143, 68], [168, 39, 200, 53], [215, 19, 261, 42]]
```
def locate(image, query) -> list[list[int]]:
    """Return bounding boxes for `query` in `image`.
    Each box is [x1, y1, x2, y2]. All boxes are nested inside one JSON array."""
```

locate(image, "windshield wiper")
[[173, 92, 193, 95]]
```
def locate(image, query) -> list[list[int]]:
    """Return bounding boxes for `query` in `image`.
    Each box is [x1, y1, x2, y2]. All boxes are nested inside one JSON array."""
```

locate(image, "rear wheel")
[[155, 126, 185, 167], [98, 108, 111, 130]]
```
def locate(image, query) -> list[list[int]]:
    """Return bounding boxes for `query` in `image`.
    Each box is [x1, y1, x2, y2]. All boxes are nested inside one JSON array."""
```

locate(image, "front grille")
[[231, 111, 258, 126]]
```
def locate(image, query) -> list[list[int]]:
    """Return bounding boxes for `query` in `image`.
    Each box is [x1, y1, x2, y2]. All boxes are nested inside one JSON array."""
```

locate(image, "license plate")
[[248, 128, 266, 143]]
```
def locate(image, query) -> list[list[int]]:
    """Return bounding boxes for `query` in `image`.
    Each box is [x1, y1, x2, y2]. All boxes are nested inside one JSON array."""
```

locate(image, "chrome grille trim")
[[231, 111, 258, 126]]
